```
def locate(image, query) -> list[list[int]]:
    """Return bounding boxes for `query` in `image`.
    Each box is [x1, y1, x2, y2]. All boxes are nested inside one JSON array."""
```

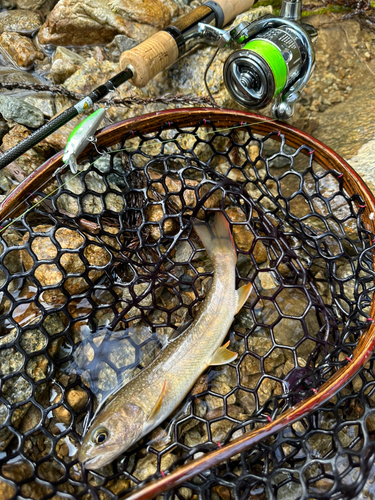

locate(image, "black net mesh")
[[0, 118, 374, 500]]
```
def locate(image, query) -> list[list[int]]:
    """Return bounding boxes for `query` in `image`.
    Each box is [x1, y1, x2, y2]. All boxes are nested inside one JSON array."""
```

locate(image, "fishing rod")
[[0, 0, 317, 172]]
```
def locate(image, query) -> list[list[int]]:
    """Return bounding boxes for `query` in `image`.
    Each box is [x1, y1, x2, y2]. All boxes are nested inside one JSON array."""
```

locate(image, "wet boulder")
[[0, 9, 42, 36], [38, 0, 172, 47], [0, 32, 44, 69]]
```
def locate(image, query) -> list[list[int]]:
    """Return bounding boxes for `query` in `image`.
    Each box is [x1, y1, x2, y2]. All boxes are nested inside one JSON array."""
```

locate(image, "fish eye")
[[92, 428, 108, 445]]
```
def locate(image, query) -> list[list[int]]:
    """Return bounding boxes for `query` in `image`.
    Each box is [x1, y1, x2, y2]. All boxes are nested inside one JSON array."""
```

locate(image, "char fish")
[[62, 108, 106, 174], [78, 212, 252, 470]]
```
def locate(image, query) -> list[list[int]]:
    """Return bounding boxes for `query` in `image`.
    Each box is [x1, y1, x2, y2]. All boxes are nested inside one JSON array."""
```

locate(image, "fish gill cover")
[[0, 117, 374, 500]]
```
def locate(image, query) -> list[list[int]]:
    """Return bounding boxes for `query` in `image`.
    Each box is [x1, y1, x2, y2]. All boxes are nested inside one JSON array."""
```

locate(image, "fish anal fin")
[[235, 283, 252, 314], [147, 380, 167, 424], [210, 341, 238, 366]]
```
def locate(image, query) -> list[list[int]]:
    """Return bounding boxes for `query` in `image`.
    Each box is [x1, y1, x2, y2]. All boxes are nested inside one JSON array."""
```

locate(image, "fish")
[[78, 212, 253, 470], [62, 108, 106, 174]]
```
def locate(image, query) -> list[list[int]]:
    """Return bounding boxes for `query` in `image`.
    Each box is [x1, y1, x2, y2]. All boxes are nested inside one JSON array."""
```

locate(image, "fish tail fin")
[[193, 212, 237, 262]]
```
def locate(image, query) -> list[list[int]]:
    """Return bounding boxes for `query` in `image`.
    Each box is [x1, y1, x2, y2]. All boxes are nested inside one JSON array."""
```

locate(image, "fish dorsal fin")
[[147, 380, 167, 424], [210, 341, 238, 366], [235, 283, 253, 314], [169, 318, 194, 342]]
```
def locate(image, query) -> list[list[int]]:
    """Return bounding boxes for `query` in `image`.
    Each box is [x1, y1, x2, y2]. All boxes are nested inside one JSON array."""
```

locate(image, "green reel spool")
[[223, 26, 304, 110], [243, 40, 288, 97]]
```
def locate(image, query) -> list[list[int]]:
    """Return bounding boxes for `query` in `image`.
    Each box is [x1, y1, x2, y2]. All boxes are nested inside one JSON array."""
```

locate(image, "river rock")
[[21, 225, 112, 300], [0, 119, 8, 142], [0, 32, 44, 69], [0, 95, 44, 128], [15, 0, 56, 10], [225, 206, 268, 263], [38, 0, 171, 47], [0, 228, 23, 294], [0, 68, 42, 84], [53, 386, 88, 424], [50, 46, 86, 84], [64, 58, 119, 94], [147, 204, 177, 241], [132, 452, 176, 482], [22, 93, 56, 118], [0, 10, 42, 36], [2, 125, 51, 174], [0, 479, 16, 500]]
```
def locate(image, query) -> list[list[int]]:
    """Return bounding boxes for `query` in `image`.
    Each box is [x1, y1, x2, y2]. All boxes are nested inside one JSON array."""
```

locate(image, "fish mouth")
[[82, 455, 107, 470]]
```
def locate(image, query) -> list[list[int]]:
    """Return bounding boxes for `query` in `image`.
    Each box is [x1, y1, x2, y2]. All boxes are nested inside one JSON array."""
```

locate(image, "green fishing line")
[[243, 40, 288, 96]]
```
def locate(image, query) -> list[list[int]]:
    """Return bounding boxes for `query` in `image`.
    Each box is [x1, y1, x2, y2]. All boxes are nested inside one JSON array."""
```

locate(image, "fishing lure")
[[62, 108, 106, 174]]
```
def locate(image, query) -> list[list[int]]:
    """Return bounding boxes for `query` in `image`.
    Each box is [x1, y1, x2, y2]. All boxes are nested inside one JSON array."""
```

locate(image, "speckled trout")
[[78, 212, 252, 470]]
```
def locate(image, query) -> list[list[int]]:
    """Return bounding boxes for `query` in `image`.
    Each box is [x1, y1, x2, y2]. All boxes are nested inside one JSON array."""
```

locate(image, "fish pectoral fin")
[[210, 341, 238, 366], [235, 283, 253, 314], [147, 380, 167, 424]]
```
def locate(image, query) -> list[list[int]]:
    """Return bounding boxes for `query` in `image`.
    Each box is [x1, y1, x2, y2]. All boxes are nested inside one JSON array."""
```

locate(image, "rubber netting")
[[0, 119, 374, 500]]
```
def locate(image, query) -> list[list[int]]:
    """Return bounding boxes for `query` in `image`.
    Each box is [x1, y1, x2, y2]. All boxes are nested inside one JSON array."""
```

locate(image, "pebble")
[[50, 46, 86, 84], [132, 452, 176, 482], [53, 387, 88, 425], [0, 479, 16, 500], [0, 95, 44, 128], [0, 32, 43, 69], [64, 58, 120, 94], [0, 9, 42, 35], [147, 204, 177, 241], [21, 225, 112, 301], [225, 206, 267, 263]]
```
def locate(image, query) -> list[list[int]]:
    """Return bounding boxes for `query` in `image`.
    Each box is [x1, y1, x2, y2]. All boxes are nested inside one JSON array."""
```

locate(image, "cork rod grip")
[[213, 0, 255, 25], [119, 31, 179, 88]]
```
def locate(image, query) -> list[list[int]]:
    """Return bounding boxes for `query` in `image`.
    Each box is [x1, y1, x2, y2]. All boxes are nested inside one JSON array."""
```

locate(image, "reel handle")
[[120, 0, 255, 88]]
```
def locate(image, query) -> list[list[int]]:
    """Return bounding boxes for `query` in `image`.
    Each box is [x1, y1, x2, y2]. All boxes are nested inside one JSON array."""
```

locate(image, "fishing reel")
[[200, 0, 318, 119]]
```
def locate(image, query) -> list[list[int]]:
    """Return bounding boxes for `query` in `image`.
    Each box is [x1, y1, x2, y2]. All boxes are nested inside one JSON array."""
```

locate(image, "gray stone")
[[114, 34, 138, 53], [0, 95, 44, 128], [22, 93, 56, 118]]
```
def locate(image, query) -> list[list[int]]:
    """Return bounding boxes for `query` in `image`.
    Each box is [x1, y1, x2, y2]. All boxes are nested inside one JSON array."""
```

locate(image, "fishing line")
[[0, 119, 277, 234]]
